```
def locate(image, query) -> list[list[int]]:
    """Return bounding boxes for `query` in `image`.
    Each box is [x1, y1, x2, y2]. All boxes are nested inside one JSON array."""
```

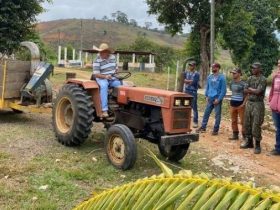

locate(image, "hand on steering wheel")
[[111, 71, 131, 80]]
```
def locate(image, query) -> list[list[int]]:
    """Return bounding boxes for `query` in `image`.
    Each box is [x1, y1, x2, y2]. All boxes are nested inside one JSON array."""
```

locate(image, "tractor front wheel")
[[52, 84, 94, 146], [158, 143, 189, 162], [105, 124, 137, 170]]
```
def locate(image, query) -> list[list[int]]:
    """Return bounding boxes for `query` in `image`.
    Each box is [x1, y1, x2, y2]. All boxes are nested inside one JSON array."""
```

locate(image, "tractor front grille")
[[173, 109, 191, 130]]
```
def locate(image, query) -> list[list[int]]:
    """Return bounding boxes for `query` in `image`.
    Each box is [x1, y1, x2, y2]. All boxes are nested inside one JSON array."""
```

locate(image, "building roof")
[[82, 49, 156, 56]]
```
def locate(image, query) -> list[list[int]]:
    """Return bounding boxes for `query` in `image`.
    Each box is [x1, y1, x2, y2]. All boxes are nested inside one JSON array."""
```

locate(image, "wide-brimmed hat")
[[93, 43, 114, 53]]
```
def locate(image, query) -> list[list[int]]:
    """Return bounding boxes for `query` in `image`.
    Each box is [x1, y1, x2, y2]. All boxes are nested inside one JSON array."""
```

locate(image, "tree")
[[146, 0, 280, 84], [146, 0, 233, 86], [129, 19, 138, 27], [102, 15, 109, 22], [183, 30, 201, 65], [221, 1, 255, 69], [246, 0, 279, 77], [144, 22, 152, 30], [115, 11, 129, 25], [221, 0, 279, 77], [0, 0, 51, 56]]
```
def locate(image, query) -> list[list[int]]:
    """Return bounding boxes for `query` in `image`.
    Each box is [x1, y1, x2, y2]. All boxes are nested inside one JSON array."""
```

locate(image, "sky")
[[38, 0, 189, 31]]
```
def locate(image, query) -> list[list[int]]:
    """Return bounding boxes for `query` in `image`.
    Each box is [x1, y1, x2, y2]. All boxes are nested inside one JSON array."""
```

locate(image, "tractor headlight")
[[174, 99, 181, 106], [184, 99, 190, 106]]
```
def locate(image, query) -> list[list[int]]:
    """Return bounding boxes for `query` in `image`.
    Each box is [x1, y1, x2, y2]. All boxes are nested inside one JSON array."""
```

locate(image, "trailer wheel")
[[52, 84, 94, 146], [105, 124, 137, 170], [158, 143, 189, 162]]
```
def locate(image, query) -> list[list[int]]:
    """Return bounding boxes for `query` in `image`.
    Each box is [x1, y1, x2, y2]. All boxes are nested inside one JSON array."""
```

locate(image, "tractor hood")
[[117, 86, 192, 108]]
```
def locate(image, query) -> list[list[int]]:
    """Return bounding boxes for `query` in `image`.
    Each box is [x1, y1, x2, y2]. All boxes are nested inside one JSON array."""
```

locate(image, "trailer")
[[0, 42, 53, 113]]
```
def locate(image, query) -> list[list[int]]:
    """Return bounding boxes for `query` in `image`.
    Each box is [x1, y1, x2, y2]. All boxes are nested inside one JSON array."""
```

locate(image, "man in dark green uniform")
[[240, 62, 267, 154]]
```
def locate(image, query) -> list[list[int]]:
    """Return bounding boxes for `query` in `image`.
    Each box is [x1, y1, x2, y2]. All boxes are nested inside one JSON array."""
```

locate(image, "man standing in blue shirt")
[[184, 60, 200, 128], [197, 63, 227, 135]]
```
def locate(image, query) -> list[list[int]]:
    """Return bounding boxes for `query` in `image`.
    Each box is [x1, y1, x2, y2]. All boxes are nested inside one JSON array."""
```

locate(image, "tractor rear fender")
[[66, 79, 102, 117]]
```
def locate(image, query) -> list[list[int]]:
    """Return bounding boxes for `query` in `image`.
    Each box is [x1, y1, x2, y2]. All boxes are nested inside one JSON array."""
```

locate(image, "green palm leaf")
[[74, 152, 280, 210]]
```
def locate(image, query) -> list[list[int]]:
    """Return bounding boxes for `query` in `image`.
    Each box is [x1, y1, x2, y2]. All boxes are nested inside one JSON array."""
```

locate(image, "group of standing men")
[[183, 61, 267, 154]]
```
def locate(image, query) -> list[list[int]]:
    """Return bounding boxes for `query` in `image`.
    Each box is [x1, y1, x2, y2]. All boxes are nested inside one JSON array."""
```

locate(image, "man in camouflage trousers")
[[240, 62, 267, 154]]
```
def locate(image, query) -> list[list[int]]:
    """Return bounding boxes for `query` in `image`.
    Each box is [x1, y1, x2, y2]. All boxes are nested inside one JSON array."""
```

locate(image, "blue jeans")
[[272, 111, 280, 152], [201, 99, 222, 132], [185, 90, 198, 124], [96, 78, 121, 111]]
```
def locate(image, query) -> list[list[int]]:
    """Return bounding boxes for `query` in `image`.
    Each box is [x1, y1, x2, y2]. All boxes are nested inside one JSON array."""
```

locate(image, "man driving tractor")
[[92, 43, 121, 118]]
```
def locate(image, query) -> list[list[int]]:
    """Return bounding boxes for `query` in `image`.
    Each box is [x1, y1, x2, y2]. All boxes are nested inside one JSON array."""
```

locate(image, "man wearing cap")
[[241, 62, 267, 154], [197, 63, 227, 135], [228, 68, 247, 140], [184, 60, 200, 128], [93, 43, 121, 118]]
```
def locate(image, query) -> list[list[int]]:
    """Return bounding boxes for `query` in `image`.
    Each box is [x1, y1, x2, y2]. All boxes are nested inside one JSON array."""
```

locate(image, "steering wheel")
[[112, 71, 131, 80]]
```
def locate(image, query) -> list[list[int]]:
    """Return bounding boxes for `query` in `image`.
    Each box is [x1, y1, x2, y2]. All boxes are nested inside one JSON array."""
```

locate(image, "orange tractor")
[[52, 72, 199, 170]]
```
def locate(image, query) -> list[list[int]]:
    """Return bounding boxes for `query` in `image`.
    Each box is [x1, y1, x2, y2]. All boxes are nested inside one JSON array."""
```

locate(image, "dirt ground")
[[192, 112, 280, 187]]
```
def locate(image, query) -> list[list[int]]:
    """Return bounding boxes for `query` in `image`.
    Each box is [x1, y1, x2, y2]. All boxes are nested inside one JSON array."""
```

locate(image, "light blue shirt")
[[205, 73, 227, 102]]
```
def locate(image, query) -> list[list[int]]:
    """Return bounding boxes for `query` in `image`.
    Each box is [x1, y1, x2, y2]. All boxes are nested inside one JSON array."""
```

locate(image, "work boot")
[[254, 140, 261, 154], [240, 136, 254, 149], [229, 132, 239, 140], [211, 131, 219, 136], [269, 149, 280, 156], [193, 122, 198, 128], [196, 127, 206, 133]]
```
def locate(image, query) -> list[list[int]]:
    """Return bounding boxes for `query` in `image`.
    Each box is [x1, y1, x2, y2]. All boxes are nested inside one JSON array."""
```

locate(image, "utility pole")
[[58, 29, 61, 46], [210, 0, 215, 65], [80, 19, 83, 51]]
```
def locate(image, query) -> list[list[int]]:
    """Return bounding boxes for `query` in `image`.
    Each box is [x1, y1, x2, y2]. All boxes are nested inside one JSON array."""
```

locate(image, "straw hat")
[[92, 43, 113, 53]]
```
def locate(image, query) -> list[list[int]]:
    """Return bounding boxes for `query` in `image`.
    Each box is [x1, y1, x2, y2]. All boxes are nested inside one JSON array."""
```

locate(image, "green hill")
[[36, 19, 187, 50]]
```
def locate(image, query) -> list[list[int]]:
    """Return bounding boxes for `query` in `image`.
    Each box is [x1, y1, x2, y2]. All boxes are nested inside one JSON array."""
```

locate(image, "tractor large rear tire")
[[105, 124, 137, 170], [52, 84, 94, 146], [158, 143, 189, 162]]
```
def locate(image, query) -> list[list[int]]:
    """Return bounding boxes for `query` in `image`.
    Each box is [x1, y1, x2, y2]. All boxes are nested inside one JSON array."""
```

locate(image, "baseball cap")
[[230, 67, 242, 75], [188, 60, 196, 66], [212, 63, 221, 68], [251, 62, 262, 69]]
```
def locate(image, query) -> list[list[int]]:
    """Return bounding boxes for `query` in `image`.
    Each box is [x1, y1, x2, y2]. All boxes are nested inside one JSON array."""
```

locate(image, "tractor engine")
[[114, 86, 193, 135]]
